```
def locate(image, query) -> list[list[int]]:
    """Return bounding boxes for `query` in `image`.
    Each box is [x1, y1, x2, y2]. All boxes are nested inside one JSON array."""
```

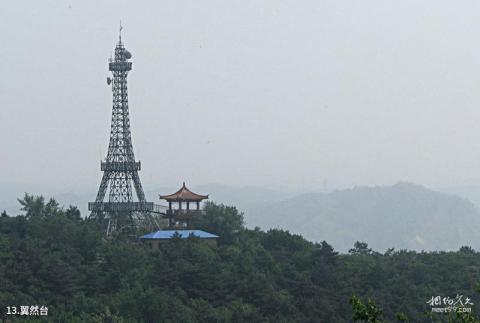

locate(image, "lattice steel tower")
[[89, 28, 159, 236]]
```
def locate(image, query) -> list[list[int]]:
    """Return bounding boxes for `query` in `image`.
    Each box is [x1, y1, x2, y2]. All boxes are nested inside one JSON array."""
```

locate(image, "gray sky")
[[2, 0, 480, 194]]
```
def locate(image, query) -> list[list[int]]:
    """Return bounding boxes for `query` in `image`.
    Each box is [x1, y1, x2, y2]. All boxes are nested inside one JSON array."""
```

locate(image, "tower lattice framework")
[[89, 32, 159, 236]]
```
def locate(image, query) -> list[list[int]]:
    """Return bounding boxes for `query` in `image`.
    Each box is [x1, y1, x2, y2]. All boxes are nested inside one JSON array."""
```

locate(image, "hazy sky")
[[3, 0, 480, 193]]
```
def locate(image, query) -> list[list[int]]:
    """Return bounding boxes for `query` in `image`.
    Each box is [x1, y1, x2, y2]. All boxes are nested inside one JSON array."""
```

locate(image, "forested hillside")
[[1, 194, 480, 322]]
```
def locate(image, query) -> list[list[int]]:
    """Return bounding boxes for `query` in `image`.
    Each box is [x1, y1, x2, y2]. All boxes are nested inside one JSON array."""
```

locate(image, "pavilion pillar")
[[168, 202, 172, 227]]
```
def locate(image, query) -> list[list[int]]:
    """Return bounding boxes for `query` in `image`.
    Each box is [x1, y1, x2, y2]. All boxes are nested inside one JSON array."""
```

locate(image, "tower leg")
[[89, 172, 110, 220], [95, 172, 109, 203], [106, 218, 113, 237], [132, 171, 146, 201]]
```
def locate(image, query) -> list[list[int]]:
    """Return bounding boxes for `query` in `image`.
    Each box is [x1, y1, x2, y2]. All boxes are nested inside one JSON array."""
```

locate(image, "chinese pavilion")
[[160, 182, 209, 229], [140, 183, 217, 247]]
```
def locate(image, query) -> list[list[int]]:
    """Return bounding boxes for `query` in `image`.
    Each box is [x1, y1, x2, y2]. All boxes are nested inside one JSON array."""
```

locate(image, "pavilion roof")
[[160, 182, 209, 202]]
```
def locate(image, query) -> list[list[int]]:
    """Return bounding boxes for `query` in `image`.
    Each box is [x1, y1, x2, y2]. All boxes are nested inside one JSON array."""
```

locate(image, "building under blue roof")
[[140, 230, 219, 240], [140, 230, 219, 248]]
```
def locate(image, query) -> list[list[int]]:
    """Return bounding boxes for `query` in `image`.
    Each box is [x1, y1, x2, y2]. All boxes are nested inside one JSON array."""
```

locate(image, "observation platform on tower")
[[88, 202, 166, 213], [109, 61, 132, 71], [100, 161, 141, 171]]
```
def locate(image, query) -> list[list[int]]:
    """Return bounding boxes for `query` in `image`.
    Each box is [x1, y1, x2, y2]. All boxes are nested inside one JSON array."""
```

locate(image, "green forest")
[[1, 194, 480, 322]]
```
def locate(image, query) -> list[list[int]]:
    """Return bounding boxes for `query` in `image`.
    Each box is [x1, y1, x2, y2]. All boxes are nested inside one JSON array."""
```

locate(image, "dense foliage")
[[1, 194, 480, 322]]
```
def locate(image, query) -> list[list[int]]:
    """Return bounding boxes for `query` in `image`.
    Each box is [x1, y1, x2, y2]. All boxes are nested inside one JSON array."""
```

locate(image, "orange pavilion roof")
[[160, 182, 209, 202]]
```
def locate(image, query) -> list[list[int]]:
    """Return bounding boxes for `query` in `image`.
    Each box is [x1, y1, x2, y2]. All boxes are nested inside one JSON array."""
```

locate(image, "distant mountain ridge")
[[248, 182, 480, 252]]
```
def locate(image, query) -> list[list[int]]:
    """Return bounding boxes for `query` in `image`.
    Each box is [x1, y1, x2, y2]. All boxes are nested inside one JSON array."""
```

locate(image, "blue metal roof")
[[140, 230, 219, 240]]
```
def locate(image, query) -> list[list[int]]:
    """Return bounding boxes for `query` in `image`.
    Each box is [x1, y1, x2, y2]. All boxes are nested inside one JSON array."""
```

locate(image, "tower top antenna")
[[119, 20, 123, 43]]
